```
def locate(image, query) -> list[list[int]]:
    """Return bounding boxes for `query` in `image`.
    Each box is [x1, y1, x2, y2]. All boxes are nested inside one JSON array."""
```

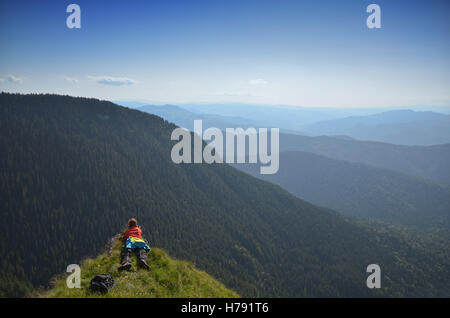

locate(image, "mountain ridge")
[[279, 133, 450, 186], [136, 103, 450, 186], [302, 110, 450, 145], [234, 150, 450, 228]]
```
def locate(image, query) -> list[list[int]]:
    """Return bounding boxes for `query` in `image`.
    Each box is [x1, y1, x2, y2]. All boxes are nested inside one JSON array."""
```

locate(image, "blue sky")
[[0, 0, 449, 107]]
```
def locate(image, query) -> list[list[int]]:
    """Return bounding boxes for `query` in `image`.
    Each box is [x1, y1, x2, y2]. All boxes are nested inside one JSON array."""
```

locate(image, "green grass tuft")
[[37, 236, 239, 298]]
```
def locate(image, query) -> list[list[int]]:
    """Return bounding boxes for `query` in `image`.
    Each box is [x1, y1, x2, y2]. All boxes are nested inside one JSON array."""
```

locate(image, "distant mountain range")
[[178, 103, 350, 130], [137, 104, 450, 186], [138, 103, 450, 146], [138, 103, 450, 229], [138, 104, 261, 131], [301, 110, 450, 146]]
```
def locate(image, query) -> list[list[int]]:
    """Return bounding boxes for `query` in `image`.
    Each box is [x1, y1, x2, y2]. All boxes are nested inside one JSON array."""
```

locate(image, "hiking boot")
[[118, 262, 132, 272], [138, 259, 150, 270]]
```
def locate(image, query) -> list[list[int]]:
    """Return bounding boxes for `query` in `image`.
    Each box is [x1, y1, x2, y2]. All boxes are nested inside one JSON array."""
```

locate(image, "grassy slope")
[[38, 236, 239, 298]]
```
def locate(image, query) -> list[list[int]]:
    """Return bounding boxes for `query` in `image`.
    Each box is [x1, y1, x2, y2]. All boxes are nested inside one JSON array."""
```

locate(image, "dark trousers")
[[121, 248, 147, 265]]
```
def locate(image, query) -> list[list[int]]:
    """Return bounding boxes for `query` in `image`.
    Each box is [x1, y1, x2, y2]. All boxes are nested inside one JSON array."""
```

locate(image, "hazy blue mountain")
[[279, 133, 450, 186], [113, 100, 150, 108], [136, 104, 450, 186], [179, 103, 354, 131], [180, 104, 450, 132], [302, 110, 450, 146], [138, 104, 261, 131], [401, 106, 450, 114], [234, 151, 450, 228]]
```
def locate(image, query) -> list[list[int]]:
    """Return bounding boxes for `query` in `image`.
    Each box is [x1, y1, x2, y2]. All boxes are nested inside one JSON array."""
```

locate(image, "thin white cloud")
[[0, 74, 23, 84], [212, 92, 257, 97], [64, 76, 79, 83], [88, 75, 137, 86], [248, 78, 268, 85]]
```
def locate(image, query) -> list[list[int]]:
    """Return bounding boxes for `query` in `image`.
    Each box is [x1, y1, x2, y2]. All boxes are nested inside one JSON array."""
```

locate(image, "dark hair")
[[128, 218, 137, 228]]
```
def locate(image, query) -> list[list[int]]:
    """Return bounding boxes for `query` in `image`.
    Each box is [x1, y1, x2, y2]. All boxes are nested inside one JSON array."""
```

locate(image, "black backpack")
[[89, 274, 115, 293]]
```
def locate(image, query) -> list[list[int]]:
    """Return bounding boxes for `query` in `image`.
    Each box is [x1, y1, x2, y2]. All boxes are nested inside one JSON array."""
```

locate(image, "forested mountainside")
[[234, 151, 450, 228], [1, 93, 449, 297], [279, 133, 450, 186]]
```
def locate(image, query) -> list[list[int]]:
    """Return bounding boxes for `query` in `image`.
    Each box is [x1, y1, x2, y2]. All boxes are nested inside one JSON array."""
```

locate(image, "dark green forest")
[[0, 92, 449, 297], [279, 133, 450, 186], [234, 151, 450, 228]]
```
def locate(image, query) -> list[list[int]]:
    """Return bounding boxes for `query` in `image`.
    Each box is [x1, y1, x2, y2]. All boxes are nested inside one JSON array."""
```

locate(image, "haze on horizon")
[[0, 0, 449, 108]]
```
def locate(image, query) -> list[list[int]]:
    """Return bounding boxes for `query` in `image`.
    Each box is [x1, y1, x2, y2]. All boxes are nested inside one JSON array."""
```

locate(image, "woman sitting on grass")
[[118, 218, 150, 271]]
